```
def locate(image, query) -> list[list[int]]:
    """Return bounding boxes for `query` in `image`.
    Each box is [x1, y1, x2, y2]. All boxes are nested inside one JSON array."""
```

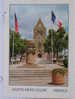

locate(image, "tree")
[[55, 27, 67, 59], [44, 27, 68, 62], [9, 30, 27, 61], [44, 29, 56, 62]]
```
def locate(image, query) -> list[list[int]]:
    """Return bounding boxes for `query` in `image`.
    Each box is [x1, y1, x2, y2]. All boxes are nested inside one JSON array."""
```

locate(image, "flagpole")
[[12, 13, 19, 64], [12, 14, 15, 64], [46, 16, 54, 64], [51, 11, 56, 64], [51, 24, 54, 64], [52, 30, 53, 64], [47, 11, 57, 64], [12, 10, 15, 64], [12, 30, 14, 64]]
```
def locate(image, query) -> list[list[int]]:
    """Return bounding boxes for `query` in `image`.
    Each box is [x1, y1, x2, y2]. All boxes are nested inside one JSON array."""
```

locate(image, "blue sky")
[[9, 4, 69, 40]]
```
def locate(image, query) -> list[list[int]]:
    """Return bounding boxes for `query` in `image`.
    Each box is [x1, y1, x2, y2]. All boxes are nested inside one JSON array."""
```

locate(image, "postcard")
[[3, 0, 74, 98]]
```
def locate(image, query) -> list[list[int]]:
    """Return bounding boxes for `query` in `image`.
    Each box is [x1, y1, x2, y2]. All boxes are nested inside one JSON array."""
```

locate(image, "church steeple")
[[34, 18, 46, 32], [33, 18, 46, 53]]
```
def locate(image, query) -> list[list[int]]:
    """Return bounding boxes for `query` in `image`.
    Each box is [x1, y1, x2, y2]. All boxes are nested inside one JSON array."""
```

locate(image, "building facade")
[[33, 18, 46, 53]]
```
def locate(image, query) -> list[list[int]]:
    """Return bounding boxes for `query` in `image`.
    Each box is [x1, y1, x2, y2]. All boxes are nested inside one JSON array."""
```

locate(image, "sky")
[[9, 4, 69, 40]]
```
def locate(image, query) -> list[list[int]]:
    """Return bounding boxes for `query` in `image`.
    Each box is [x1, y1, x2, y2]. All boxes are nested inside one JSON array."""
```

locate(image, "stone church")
[[26, 18, 46, 55], [33, 18, 46, 53]]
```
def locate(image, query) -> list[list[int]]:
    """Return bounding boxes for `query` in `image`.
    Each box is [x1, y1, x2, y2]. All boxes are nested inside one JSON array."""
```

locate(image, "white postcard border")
[[3, 0, 74, 98]]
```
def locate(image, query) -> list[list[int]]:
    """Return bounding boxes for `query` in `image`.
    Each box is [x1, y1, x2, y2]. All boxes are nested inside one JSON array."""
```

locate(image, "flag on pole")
[[51, 11, 56, 64], [58, 20, 62, 29], [51, 11, 56, 24], [14, 13, 18, 33]]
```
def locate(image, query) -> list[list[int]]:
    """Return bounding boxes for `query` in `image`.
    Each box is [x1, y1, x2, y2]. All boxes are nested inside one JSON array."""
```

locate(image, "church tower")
[[33, 18, 46, 53]]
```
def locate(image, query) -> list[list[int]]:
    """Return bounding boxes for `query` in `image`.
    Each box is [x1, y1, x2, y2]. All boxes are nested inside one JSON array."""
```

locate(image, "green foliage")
[[9, 30, 27, 58], [44, 27, 68, 60], [63, 57, 68, 68], [55, 27, 68, 51], [44, 29, 55, 53]]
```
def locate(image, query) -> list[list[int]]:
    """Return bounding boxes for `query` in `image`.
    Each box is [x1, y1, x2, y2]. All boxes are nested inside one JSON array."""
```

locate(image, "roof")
[[34, 18, 46, 32]]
